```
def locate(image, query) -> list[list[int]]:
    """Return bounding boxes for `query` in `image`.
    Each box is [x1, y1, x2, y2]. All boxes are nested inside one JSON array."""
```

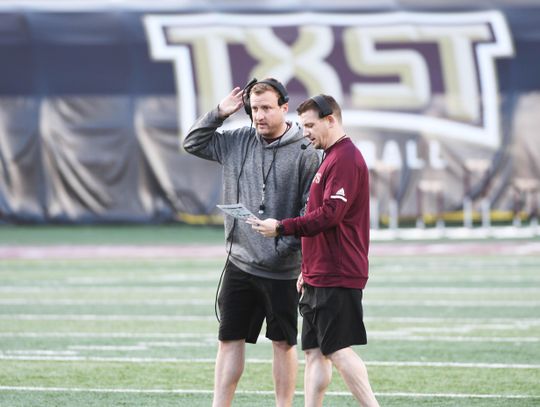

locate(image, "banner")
[[0, 5, 539, 225]]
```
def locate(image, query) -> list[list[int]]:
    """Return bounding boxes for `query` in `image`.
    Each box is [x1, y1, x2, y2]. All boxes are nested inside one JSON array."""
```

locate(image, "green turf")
[[0, 225, 224, 245], [0, 233, 539, 406]]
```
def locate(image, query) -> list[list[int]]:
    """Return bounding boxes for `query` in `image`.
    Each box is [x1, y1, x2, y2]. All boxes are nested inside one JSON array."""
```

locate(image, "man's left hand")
[[247, 217, 279, 237]]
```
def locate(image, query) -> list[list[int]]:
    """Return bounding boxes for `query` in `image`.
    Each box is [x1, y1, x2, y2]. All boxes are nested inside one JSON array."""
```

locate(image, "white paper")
[[217, 203, 257, 220]]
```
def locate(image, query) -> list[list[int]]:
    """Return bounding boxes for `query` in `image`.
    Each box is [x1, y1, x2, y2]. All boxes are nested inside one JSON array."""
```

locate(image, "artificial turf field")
[[0, 225, 539, 406]]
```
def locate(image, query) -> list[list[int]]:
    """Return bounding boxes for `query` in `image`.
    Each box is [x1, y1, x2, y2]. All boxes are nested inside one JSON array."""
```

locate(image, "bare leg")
[[272, 340, 298, 407], [212, 339, 245, 407], [329, 347, 379, 407], [303, 348, 332, 407]]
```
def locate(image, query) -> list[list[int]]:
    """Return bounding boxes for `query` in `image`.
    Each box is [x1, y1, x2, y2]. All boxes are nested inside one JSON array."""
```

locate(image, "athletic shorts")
[[217, 261, 299, 346], [299, 283, 367, 355]]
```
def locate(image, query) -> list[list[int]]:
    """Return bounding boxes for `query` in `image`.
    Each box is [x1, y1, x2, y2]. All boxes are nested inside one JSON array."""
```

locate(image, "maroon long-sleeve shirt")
[[281, 137, 370, 289]]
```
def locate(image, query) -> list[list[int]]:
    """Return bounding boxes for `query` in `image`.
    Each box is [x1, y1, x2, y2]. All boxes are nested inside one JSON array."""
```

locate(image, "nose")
[[255, 109, 265, 121]]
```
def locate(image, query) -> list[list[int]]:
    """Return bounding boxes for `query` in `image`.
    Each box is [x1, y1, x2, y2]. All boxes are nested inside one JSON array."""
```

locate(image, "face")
[[249, 90, 288, 138], [299, 109, 329, 149]]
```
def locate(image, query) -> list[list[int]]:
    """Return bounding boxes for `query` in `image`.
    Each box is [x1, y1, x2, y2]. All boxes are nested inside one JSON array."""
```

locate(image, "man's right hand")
[[296, 273, 304, 294], [217, 87, 244, 118]]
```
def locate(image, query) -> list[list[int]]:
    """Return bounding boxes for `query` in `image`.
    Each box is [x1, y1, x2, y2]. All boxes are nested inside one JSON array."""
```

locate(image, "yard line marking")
[[367, 361, 540, 369], [0, 299, 214, 306], [370, 335, 539, 343], [368, 287, 540, 293], [361, 300, 540, 307], [2, 286, 539, 294], [0, 245, 226, 259], [5, 350, 78, 356], [66, 341, 214, 351], [1, 299, 538, 307], [1, 332, 537, 343], [0, 386, 536, 399], [0, 287, 215, 293], [375, 392, 538, 399], [0, 314, 217, 321], [372, 278, 540, 283], [1, 355, 538, 369], [66, 345, 148, 351], [0, 332, 216, 339], [63, 275, 217, 284], [3, 314, 539, 325]]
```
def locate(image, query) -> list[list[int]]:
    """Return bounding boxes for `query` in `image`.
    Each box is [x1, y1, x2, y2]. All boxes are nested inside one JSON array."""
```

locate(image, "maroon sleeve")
[[282, 155, 358, 237]]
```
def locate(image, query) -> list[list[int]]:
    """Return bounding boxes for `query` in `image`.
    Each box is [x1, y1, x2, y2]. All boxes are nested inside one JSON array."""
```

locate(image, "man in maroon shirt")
[[248, 95, 379, 407]]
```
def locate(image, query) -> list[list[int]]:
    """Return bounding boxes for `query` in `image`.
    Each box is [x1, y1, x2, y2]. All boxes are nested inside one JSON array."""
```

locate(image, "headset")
[[242, 78, 289, 121], [311, 94, 333, 118]]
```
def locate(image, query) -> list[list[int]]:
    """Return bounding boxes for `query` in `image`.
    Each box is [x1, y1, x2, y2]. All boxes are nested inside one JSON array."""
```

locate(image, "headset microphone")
[[301, 140, 313, 150]]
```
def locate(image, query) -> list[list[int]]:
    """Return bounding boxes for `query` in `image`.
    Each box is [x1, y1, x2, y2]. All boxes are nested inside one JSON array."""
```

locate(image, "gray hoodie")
[[184, 108, 320, 280]]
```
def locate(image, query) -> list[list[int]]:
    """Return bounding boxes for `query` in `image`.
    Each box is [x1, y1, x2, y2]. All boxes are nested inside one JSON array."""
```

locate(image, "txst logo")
[[145, 11, 514, 151]]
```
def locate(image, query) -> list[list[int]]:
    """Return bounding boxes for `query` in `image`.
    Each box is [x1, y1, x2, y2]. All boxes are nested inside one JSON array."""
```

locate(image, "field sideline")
[[0, 226, 539, 406]]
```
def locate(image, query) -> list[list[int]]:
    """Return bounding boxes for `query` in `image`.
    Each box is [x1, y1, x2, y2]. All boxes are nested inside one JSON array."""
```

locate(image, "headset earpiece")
[[242, 78, 258, 120], [312, 95, 332, 118]]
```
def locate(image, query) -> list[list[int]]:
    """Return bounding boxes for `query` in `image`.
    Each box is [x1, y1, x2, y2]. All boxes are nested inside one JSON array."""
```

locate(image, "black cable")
[[258, 128, 287, 214], [214, 235, 233, 323], [214, 130, 252, 323]]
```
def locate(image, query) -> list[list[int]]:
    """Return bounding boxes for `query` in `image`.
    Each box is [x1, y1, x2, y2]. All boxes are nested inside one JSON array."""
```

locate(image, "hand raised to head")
[[217, 87, 244, 118]]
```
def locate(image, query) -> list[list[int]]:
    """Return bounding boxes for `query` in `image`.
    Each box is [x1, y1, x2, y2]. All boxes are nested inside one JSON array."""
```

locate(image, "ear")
[[325, 114, 336, 127], [281, 102, 289, 114]]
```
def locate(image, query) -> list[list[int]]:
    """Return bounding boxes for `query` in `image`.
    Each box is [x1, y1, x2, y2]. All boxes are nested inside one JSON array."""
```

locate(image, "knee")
[[327, 348, 348, 365], [328, 347, 367, 372], [217, 341, 245, 379], [305, 349, 332, 386], [272, 340, 295, 353]]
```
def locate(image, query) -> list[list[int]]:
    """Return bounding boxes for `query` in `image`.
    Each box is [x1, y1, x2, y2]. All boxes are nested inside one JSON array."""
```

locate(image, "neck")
[[325, 134, 347, 150], [263, 122, 290, 143]]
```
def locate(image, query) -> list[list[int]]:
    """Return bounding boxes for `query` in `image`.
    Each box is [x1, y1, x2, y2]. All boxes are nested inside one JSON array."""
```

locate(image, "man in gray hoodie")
[[184, 78, 320, 407]]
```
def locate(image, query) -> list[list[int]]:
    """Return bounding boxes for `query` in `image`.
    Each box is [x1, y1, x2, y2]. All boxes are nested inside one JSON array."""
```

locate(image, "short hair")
[[297, 94, 342, 123]]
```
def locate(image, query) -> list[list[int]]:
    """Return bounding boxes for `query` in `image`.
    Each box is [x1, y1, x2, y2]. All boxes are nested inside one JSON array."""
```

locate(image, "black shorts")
[[299, 283, 367, 355], [217, 261, 299, 346]]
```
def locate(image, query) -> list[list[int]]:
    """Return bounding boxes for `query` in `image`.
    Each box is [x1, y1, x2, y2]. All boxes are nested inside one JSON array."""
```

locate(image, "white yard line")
[[0, 245, 226, 260], [0, 287, 215, 293], [0, 354, 538, 369], [0, 386, 536, 399], [0, 314, 217, 321], [2, 239, 540, 260], [2, 286, 539, 294], [0, 332, 215, 339], [2, 314, 539, 325], [0, 331, 537, 343], [1, 298, 538, 307], [0, 299, 214, 306], [369, 335, 539, 343]]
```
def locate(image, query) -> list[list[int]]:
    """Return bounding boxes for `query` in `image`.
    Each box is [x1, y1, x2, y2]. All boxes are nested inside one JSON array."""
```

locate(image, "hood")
[[256, 121, 305, 148]]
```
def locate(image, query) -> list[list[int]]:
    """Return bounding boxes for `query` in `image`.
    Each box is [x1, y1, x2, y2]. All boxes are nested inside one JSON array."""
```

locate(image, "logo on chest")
[[313, 173, 322, 184]]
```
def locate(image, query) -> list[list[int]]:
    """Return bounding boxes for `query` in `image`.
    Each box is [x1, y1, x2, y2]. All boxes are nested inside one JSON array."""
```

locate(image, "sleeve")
[[182, 107, 229, 164], [274, 148, 321, 256], [299, 148, 322, 210], [282, 156, 357, 237]]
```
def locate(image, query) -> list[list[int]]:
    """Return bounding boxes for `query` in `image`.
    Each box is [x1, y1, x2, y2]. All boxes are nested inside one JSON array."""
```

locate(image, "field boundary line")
[[1, 355, 539, 369], [2, 299, 539, 307], [1, 332, 538, 343], [2, 314, 540, 325], [0, 386, 537, 399], [2, 239, 540, 260]]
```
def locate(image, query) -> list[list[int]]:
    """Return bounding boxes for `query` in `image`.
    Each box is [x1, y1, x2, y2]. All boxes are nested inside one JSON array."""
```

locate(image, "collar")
[[324, 135, 348, 153]]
